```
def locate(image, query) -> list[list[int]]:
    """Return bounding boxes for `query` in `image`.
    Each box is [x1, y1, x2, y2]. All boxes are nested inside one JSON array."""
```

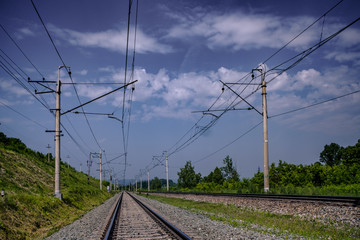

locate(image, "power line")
[[269, 89, 360, 119], [144, 2, 359, 176], [30, 0, 103, 150], [262, 0, 344, 65], [0, 59, 50, 110], [0, 48, 29, 79], [0, 24, 45, 79], [0, 63, 89, 157], [2, 8, 93, 158], [0, 50, 52, 110], [193, 121, 262, 164], [124, 0, 139, 154], [30, 0, 66, 68], [0, 48, 90, 159], [0, 100, 48, 129], [219, 0, 347, 114], [261, 15, 360, 90], [226, 15, 360, 115]]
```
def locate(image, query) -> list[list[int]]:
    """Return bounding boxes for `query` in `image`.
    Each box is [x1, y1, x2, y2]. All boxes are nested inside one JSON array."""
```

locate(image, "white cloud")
[[165, 6, 360, 54], [0, 117, 12, 124], [79, 70, 88, 76], [67, 64, 359, 124], [325, 51, 360, 64], [15, 27, 35, 40], [266, 65, 360, 133], [49, 24, 173, 54], [77, 85, 113, 102], [335, 28, 360, 47], [166, 8, 320, 51], [0, 79, 29, 96]]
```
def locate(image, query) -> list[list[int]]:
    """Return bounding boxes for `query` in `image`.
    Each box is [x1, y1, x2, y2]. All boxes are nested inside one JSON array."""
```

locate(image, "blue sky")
[[1, 0, 359, 184]]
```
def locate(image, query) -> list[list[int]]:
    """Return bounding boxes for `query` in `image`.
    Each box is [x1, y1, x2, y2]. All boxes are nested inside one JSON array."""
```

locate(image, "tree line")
[[176, 139, 360, 195]]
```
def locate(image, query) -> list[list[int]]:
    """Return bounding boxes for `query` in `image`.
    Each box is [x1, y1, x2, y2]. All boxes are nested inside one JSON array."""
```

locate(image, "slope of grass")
[[0, 146, 113, 239]]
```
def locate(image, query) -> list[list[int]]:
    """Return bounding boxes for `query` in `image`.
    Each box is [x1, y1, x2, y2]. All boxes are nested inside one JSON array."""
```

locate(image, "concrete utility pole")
[[109, 169, 112, 192], [136, 180, 137, 192], [66, 155, 70, 168], [221, 65, 270, 193], [46, 144, 51, 163], [30, 68, 136, 200], [165, 151, 169, 192], [88, 153, 91, 184], [140, 176, 142, 191], [99, 150, 102, 190], [54, 66, 63, 200], [261, 69, 270, 193], [252, 66, 269, 193], [148, 170, 150, 192]]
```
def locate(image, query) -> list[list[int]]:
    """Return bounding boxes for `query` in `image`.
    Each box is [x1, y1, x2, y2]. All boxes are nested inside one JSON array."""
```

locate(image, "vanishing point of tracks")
[[102, 191, 192, 240]]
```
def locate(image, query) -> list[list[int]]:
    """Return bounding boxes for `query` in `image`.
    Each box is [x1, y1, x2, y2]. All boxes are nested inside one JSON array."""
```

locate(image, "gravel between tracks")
[[149, 193, 360, 228], [136, 193, 293, 240], [45, 192, 291, 239], [45, 192, 359, 239], [45, 194, 119, 240]]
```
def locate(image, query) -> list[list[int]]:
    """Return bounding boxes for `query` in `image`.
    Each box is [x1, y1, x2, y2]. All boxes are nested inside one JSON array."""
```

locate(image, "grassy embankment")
[[0, 143, 114, 239], [142, 193, 360, 240]]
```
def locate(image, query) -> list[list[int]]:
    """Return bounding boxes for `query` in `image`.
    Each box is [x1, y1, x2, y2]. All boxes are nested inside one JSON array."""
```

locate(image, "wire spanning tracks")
[[103, 192, 191, 240]]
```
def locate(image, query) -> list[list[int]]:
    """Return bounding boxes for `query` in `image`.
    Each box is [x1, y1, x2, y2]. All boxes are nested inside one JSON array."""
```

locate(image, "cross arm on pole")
[[220, 80, 262, 116], [61, 80, 137, 115], [192, 107, 253, 114], [29, 80, 56, 94]]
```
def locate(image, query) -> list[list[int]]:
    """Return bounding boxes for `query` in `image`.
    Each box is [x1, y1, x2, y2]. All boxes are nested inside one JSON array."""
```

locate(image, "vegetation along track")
[[102, 191, 192, 240]]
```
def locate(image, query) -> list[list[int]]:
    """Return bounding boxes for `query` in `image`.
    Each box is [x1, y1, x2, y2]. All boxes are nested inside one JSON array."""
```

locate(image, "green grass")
[[0, 147, 114, 239], [141, 194, 360, 239]]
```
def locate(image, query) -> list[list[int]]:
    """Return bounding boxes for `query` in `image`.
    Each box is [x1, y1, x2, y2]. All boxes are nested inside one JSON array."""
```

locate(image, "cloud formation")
[[164, 6, 360, 55], [165, 9, 318, 50], [49, 24, 173, 54], [72, 63, 359, 125]]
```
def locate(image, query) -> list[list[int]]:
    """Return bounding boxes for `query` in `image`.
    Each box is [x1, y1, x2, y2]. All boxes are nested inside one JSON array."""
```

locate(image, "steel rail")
[[129, 192, 192, 240], [102, 192, 123, 240], [144, 191, 360, 206]]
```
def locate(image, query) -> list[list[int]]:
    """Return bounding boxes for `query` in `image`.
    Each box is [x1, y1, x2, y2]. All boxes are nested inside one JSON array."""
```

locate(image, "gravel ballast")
[[45, 192, 359, 239], [149, 192, 360, 228], [136, 193, 289, 240], [45, 194, 119, 240]]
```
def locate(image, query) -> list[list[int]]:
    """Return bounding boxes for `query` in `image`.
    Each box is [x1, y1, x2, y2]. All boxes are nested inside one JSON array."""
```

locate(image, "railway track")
[[102, 191, 192, 240], [146, 191, 360, 206]]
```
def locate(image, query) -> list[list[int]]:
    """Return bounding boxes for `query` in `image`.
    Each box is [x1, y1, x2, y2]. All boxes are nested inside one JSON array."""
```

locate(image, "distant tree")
[[341, 139, 360, 166], [203, 167, 224, 184], [203, 171, 213, 183], [177, 161, 201, 189], [212, 167, 225, 184], [221, 155, 239, 182], [159, 179, 176, 188], [319, 143, 343, 166], [151, 177, 162, 189], [0, 132, 7, 144]]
